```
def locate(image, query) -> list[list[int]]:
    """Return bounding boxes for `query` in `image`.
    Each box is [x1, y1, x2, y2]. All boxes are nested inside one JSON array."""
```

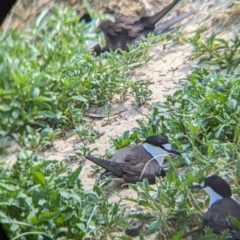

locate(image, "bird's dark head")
[[80, 13, 92, 23], [204, 175, 232, 197], [190, 175, 232, 207], [190, 175, 232, 198], [143, 135, 181, 156]]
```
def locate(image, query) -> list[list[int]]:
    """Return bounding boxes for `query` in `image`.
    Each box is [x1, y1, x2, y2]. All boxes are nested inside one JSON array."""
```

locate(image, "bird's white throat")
[[143, 143, 170, 166], [202, 184, 239, 207], [203, 186, 223, 207]]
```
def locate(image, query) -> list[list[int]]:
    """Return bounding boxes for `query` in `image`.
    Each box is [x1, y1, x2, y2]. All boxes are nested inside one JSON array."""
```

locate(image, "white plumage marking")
[[163, 143, 172, 151], [203, 186, 223, 207], [143, 143, 171, 166]]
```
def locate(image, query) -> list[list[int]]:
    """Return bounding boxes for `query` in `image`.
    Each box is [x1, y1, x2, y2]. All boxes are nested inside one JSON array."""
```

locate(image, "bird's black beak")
[[167, 148, 181, 156], [189, 184, 203, 189]]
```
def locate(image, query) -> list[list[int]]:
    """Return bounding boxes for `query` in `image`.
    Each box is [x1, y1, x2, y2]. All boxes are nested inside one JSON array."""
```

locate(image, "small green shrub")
[[0, 5, 155, 149], [0, 153, 127, 239]]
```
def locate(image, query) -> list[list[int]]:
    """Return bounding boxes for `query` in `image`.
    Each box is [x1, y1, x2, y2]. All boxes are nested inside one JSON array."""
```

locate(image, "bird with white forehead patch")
[[85, 135, 180, 184], [190, 175, 240, 238]]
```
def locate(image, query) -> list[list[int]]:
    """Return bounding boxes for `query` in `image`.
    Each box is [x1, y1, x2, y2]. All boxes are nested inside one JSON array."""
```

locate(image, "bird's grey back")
[[110, 144, 152, 163]]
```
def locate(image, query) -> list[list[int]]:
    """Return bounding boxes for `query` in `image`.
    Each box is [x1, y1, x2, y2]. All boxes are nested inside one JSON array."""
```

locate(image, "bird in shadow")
[[0, 0, 17, 26], [85, 135, 181, 184], [0, 224, 10, 240], [190, 175, 240, 239], [80, 0, 194, 55]]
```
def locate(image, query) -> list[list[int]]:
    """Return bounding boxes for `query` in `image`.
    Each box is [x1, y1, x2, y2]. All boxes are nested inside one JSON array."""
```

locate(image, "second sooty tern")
[[80, 0, 190, 55], [190, 175, 240, 239], [85, 135, 181, 184]]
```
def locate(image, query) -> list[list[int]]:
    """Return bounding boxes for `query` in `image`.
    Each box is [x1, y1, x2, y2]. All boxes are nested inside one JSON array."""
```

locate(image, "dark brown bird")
[[85, 135, 181, 184], [0, 224, 10, 240], [80, 0, 184, 55], [190, 175, 240, 239], [0, 0, 17, 26]]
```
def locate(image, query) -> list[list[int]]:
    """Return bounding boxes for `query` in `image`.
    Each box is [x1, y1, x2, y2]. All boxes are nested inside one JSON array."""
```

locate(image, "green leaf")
[[32, 96, 53, 102], [0, 211, 9, 220], [199, 234, 219, 240], [0, 182, 17, 191], [76, 223, 86, 232], [228, 98, 238, 110], [51, 191, 60, 207], [71, 95, 88, 102], [31, 171, 46, 186], [0, 104, 12, 111], [39, 210, 61, 221], [112, 203, 119, 215], [171, 230, 184, 240], [229, 216, 240, 231], [59, 191, 69, 199], [68, 166, 82, 185], [32, 87, 40, 97], [148, 218, 162, 234]]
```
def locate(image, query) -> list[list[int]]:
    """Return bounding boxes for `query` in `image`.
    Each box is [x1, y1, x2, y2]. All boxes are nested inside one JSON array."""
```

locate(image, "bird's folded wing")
[[123, 153, 162, 178], [100, 17, 151, 38], [122, 156, 162, 183], [203, 198, 240, 235], [203, 209, 226, 235]]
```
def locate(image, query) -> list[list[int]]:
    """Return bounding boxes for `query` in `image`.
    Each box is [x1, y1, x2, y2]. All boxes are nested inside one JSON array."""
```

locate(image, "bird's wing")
[[121, 152, 163, 183], [85, 150, 163, 184], [203, 199, 240, 235], [99, 17, 150, 39], [203, 209, 226, 235]]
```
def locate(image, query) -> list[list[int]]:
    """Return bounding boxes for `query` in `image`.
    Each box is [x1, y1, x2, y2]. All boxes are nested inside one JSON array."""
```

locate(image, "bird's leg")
[[98, 170, 109, 180]]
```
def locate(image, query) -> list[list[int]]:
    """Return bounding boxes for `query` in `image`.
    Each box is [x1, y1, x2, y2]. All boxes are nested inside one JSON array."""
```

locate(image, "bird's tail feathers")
[[85, 155, 124, 177], [149, 0, 181, 25], [154, 11, 195, 34]]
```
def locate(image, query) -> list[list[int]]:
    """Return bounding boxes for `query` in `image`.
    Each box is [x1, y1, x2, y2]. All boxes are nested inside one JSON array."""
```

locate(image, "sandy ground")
[[3, 0, 240, 239]]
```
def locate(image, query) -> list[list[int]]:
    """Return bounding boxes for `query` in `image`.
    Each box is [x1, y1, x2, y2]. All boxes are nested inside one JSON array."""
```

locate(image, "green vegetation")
[[0, 153, 127, 239], [0, 3, 240, 240], [0, 5, 154, 151]]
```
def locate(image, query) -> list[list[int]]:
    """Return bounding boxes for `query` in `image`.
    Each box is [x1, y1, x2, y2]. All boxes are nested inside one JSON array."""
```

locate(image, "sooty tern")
[[85, 135, 181, 184], [190, 175, 240, 238], [0, 0, 17, 26], [0, 224, 9, 240], [80, 0, 188, 55]]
